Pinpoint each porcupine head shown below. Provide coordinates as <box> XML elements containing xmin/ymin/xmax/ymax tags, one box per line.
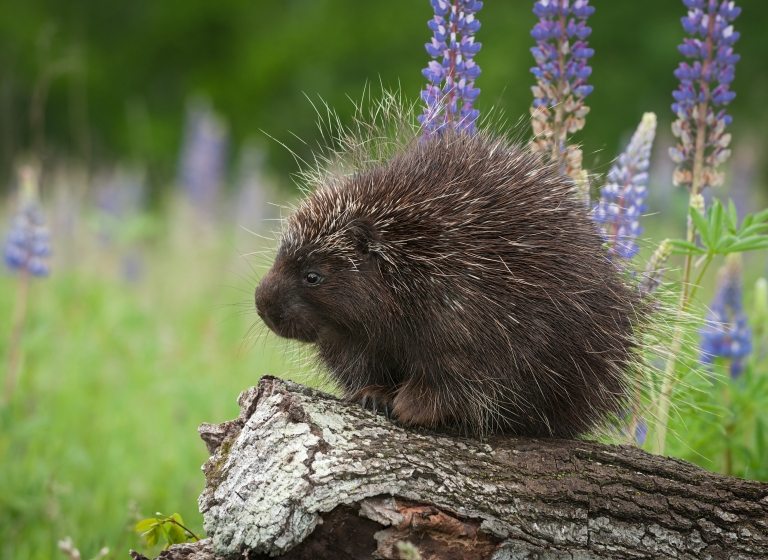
<box><xmin>255</xmin><ymin>120</ymin><xmax>647</xmax><ymax>439</ymax></box>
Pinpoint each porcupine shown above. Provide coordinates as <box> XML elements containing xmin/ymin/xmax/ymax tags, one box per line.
<box><xmin>255</xmin><ymin>129</ymin><xmax>645</xmax><ymax>438</ymax></box>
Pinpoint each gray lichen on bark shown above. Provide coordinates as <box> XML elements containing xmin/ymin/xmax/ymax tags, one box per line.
<box><xmin>142</xmin><ymin>376</ymin><xmax>767</xmax><ymax>560</ymax></box>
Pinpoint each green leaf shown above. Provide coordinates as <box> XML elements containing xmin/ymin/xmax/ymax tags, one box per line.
<box><xmin>669</xmin><ymin>239</ymin><xmax>705</xmax><ymax>255</ymax></box>
<box><xmin>710</xmin><ymin>200</ymin><xmax>724</xmax><ymax>242</ymax></box>
<box><xmin>135</xmin><ymin>518</ymin><xmax>160</xmax><ymax>534</ymax></box>
<box><xmin>714</xmin><ymin>234</ymin><xmax>737</xmax><ymax>251</ymax></box>
<box><xmin>160</xmin><ymin>523</ymin><xmax>172</xmax><ymax>549</ymax></box>
<box><xmin>135</xmin><ymin>517</ymin><xmax>162</xmax><ymax>546</ymax></box>
<box><xmin>167</xmin><ymin>523</ymin><xmax>187</xmax><ymax>545</ymax></box>
<box><xmin>737</xmin><ymin>223</ymin><xmax>768</xmax><ymax>238</ymax></box>
<box><xmin>689</xmin><ymin>206</ymin><xmax>710</xmax><ymax>246</ymax></box>
<box><xmin>727</xmin><ymin>199</ymin><xmax>739</xmax><ymax>231</ymax></box>
<box><xmin>725</xmin><ymin>237</ymin><xmax>768</xmax><ymax>253</ymax></box>
<box><xmin>153</xmin><ymin>513</ymin><xmax>195</xmax><ymax>547</ymax></box>
<box><xmin>754</xmin><ymin>207</ymin><xmax>768</xmax><ymax>223</ymax></box>
<box><xmin>148</xmin><ymin>528</ymin><xmax>160</xmax><ymax>547</ymax></box>
<box><xmin>170</xmin><ymin>513</ymin><xmax>194</xmax><ymax>543</ymax></box>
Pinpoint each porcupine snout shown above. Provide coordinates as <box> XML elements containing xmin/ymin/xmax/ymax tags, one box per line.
<box><xmin>254</xmin><ymin>269</ymin><xmax>280</xmax><ymax>331</ymax></box>
<box><xmin>255</xmin><ymin>266</ymin><xmax>320</xmax><ymax>343</ymax></box>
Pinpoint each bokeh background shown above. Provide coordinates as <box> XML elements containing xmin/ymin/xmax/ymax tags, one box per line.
<box><xmin>1</xmin><ymin>1</ymin><xmax>767</xmax><ymax>558</ymax></box>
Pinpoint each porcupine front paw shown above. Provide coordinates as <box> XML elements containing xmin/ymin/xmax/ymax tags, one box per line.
<box><xmin>350</xmin><ymin>385</ymin><xmax>395</xmax><ymax>419</ymax></box>
<box><xmin>392</xmin><ymin>384</ymin><xmax>450</xmax><ymax>429</ymax></box>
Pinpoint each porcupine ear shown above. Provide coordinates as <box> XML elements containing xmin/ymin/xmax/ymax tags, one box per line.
<box><xmin>348</xmin><ymin>219</ymin><xmax>378</xmax><ymax>257</ymax></box>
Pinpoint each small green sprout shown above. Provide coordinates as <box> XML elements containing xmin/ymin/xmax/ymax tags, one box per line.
<box><xmin>134</xmin><ymin>512</ymin><xmax>200</xmax><ymax>549</ymax></box>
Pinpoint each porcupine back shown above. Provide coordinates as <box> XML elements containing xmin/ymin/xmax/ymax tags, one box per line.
<box><xmin>271</xmin><ymin>130</ymin><xmax>644</xmax><ymax>438</ymax></box>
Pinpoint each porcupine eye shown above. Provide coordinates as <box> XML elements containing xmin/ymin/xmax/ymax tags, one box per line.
<box><xmin>304</xmin><ymin>271</ymin><xmax>323</xmax><ymax>286</ymax></box>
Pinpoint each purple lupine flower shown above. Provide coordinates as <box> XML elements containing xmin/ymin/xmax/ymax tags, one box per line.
<box><xmin>529</xmin><ymin>0</ymin><xmax>595</xmax><ymax>178</ymax></box>
<box><xmin>419</xmin><ymin>0</ymin><xmax>483</xmax><ymax>135</ymax></box>
<box><xmin>234</xmin><ymin>144</ymin><xmax>269</xmax><ymax>231</ymax></box>
<box><xmin>95</xmin><ymin>169</ymin><xmax>144</xmax><ymax>219</ymax></box>
<box><xmin>669</xmin><ymin>0</ymin><xmax>740</xmax><ymax>192</ymax></box>
<box><xmin>700</xmin><ymin>255</ymin><xmax>752</xmax><ymax>378</ymax></box>
<box><xmin>3</xmin><ymin>167</ymin><xmax>51</xmax><ymax>277</ymax></box>
<box><xmin>635</xmin><ymin>418</ymin><xmax>648</xmax><ymax>446</ymax></box>
<box><xmin>593</xmin><ymin>113</ymin><xmax>657</xmax><ymax>259</ymax></box>
<box><xmin>92</xmin><ymin>168</ymin><xmax>147</xmax><ymax>283</ymax></box>
<box><xmin>94</xmin><ymin>168</ymin><xmax>146</xmax><ymax>246</ymax></box>
<box><xmin>178</xmin><ymin>99</ymin><xmax>228</xmax><ymax>209</ymax></box>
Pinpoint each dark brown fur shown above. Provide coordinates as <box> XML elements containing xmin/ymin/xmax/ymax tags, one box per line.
<box><xmin>255</xmin><ymin>131</ymin><xmax>643</xmax><ymax>438</ymax></box>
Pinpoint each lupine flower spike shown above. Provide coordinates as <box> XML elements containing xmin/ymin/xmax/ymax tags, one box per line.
<box><xmin>641</xmin><ymin>239</ymin><xmax>673</xmax><ymax>294</ymax></box>
<box><xmin>654</xmin><ymin>0</ymin><xmax>742</xmax><ymax>457</ymax></box>
<box><xmin>419</xmin><ymin>0</ymin><xmax>483</xmax><ymax>135</ymax></box>
<box><xmin>4</xmin><ymin>165</ymin><xmax>50</xmax><ymax>404</ymax></box>
<box><xmin>4</xmin><ymin>166</ymin><xmax>51</xmax><ymax>277</ymax></box>
<box><xmin>670</xmin><ymin>0</ymin><xmax>741</xmax><ymax>194</ymax></box>
<box><xmin>178</xmin><ymin>100</ymin><xmax>228</xmax><ymax>209</ymax></box>
<box><xmin>529</xmin><ymin>0</ymin><xmax>595</xmax><ymax>183</ymax></box>
<box><xmin>593</xmin><ymin>112</ymin><xmax>657</xmax><ymax>260</ymax></box>
<box><xmin>700</xmin><ymin>255</ymin><xmax>752</xmax><ymax>378</ymax></box>
<box><xmin>634</xmin><ymin>418</ymin><xmax>648</xmax><ymax>446</ymax></box>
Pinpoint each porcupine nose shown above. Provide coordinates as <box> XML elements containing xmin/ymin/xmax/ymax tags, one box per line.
<box><xmin>255</xmin><ymin>272</ymin><xmax>278</xmax><ymax>329</ymax></box>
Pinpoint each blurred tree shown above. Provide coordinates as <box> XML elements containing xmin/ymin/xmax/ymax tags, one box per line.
<box><xmin>0</xmin><ymin>0</ymin><xmax>766</xmax><ymax>193</ymax></box>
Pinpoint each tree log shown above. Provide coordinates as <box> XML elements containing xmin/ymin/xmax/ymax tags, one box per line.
<box><xmin>134</xmin><ymin>376</ymin><xmax>768</xmax><ymax>560</ymax></box>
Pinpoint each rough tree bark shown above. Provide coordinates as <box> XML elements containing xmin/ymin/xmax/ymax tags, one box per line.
<box><xmin>132</xmin><ymin>376</ymin><xmax>768</xmax><ymax>560</ymax></box>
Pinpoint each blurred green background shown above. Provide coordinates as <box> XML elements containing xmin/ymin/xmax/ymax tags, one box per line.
<box><xmin>1</xmin><ymin>1</ymin><xmax>768</xmax><ymax>559</ymax></box>
<box><xmin>1</xmin><ymin>0</ymin><xmax>768</xmax><ymax>185</ymax></box>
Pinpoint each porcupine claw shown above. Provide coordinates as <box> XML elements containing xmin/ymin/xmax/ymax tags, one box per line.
<box><xmin>355</xmin><ymin>386</ymin><xmax>393</xmax><ymax>419</ymax></box>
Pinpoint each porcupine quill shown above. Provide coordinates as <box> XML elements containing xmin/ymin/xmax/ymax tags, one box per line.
<box><xmin>255</xmin><ymin>96</ymin><xmax>652</xmax><ymax>438</ymax></box>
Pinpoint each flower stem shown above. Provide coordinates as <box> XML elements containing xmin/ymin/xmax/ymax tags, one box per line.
<box><xmin>653</xmin><ymin>148</ymin><xmax>711</xmax><ymax>455</ymax></box>
<box><xmin>167</xmin><ymin>518</ymin><xmax>200</xmax><ymax>542</ymax></box>
<box><xmin>4</xmin><ymin>271</ymin><xmax>31</xmax><ymax>405</ymax></box>
<box><xmin>652</xmin><ymin>294</ymin><xmax>687</xmax><ymax>454</ymax></box>
<box><xmin>446</xmin><ymin>0</ymin><xmax>459</xmax><ymax>127</ymax></box>
<box><xmin>652</xmin><ymin>6</ymin><xmax>719</xmax><ymax>455</ymax></box>
<box><xmin>723</xmin><ymin>378</ymin><xmax>734</xmax><ymax>476</ymax></box>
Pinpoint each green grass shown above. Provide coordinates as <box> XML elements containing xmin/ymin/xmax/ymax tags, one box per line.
<box><xmin>1</xmin><ymin>197</ymin><xmax>766</xmax><ymax>559</ymax></box>
<box><xmin>0</xmin><ymin>208</ymin><xmax>303</xmax><ymax>559</ymax></box>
